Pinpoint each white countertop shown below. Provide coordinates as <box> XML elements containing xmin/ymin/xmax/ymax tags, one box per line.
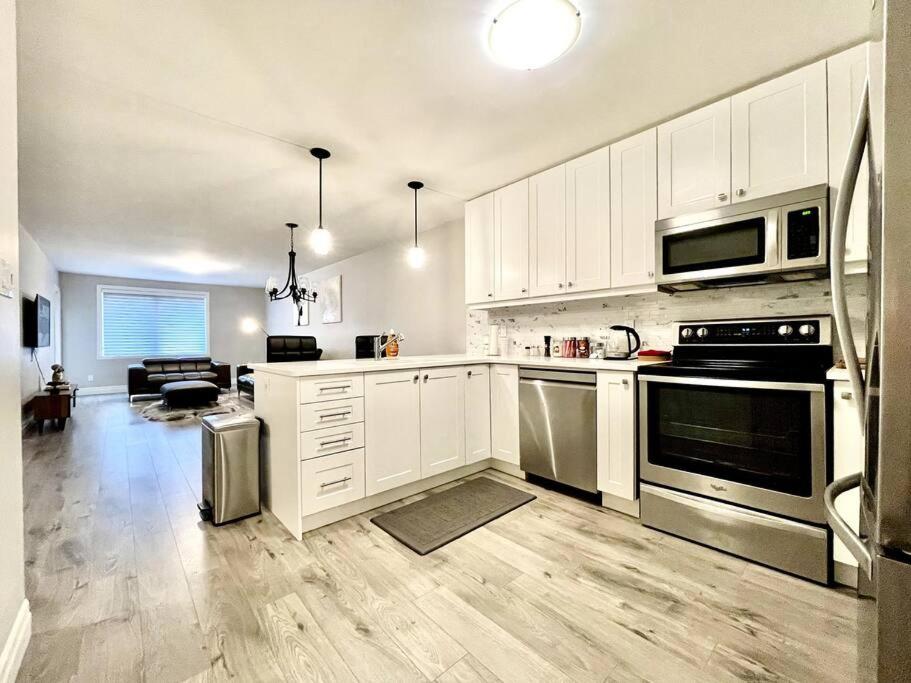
<box><xmin>826</xmin><ymin>365</ymin><xmax>866</xmax><ymax>381</ymax></box>
<box><xmin>248</xmin><ymin>353</ymin><xmax>663</xmax><ymax>377</ymax></box>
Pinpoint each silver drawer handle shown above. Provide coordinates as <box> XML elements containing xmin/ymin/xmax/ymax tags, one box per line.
<box><xmin>320</xmin><ymin>476</ymin><xmax>352</xmax><ymax>488</ymax></box>
<box><xmin>319</xmin><ymin>411</ymin><xmax>352</xmax><ymax>420</ymax></box>
<box><xmin>318</xmin><ymin>384</ymin><xmax>350</xmax><ymax>393</ymax></box>
<box><xmin>841</xmin><ymin>391</ymin><xmax>853</xmax><ymax>400</ymax></box>
<box><xmin>319</xmin><ymin>436</ymin><xmax>352</xmax><ymax>448</ymax></box>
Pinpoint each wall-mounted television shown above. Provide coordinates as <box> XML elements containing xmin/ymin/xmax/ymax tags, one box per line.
<box><xmin>23</xmin><ymin>294</ymin><xmax>51</xmax><ymax>348</ymax></box>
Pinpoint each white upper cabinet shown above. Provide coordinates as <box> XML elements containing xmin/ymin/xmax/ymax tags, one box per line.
<box><xmin>566</xmin><ymin>146</ymin><xmax>612</xmax><ymax>292</ymax></box>
<box><xmin>828</xmin><ymin>43</ymin><xmax>871</xmax><ymax>272</ymax></box>
<box><xmin>494</xmin><ymin>178</ymin><xmax>530</xmax><ymax>300</ymax></box>
<box><xmin>464</xmin><ymin>365</ymin><xmax>492</xmax><ymax>464</ymax></box>
<box><xmin>528</xmin><ymin>164</ymin><xmax>567</xmax><ymax>297</ymax></box>
<box><xmin>465</xmin><ymin>193</ymin><xmax>495</xmax><ymax>304</ymax></box>
<box><xmin>419</xmin><ymin>366</ymin><xmax>466</xmax><ymax>478</ymax></box>
<box><xmin>657</xmin><ymin>99</ymin><xmax>732</xmax><ymax>219</ymax></box>
<box><xmin>731</xmin><ymin>61</ymin><xmax>828</xmax><ymax>202</ymax></box>
<box><xmin>610</xmin><ymin>128</ymin><xmax>658</xmax><ymax>288</ymax></box>
<box><xmin>364</xmin><ymin>370</ymin><xmax>422</xmax><ymax>496</ymax></box>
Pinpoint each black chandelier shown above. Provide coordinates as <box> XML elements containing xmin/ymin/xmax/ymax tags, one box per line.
<box><xmin>266</xmin><ymin>222</ymin><xmax>317</xmax><ymax>326</ymax></box>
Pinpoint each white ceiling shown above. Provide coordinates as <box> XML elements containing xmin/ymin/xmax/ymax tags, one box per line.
<box><xmin>16</xmin><ymin>0</ymin><xmax>871</xmax><ymax>287</ymax></box>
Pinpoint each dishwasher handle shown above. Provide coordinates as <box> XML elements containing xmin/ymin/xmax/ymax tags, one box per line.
<box><xmin>518</xmin><ymin>368</ymin><xmax>597</xmax><ymax>385</ymax></box>
<box><xmin>520</xmin><ymin>377</ymin><xmax>597</xmax><ymax>391</ymax></box>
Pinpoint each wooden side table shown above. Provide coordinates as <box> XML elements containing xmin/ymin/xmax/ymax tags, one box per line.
<box><xmin>32</xmin><ymin>384</ymin><xmax>78</xmax><ymax>434</ymax></box>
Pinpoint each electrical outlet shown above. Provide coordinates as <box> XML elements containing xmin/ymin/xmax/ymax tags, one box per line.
<box><xmin>87</xmin><ymin>374</ymin><xmax>94</xmax><ymax>383</ymax></box>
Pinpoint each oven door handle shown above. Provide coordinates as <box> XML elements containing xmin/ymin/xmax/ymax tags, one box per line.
<box><xmin>637</xmin><ymin>374</ymin><xmax>825</xmax><ymax>392</ymax></box>
<box><xmin>824</xmin><ymin>472</ymin><xmax>873</xmax><ymax>580</ymax></box>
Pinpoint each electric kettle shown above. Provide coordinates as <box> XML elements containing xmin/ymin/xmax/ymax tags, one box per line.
<box><xmin>604</xmin><ymin>325</ymin><xmax>641</xmax><ymax>359</ymax></box>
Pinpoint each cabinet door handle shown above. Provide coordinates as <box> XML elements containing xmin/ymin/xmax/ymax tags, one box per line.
<box><xmin>647</xmin><ymin>270</ymin><xmax>654</xmax><ymax>278</ymax></box>
<box><xmin>319</xmin><ymin>436</ymin><xmax>352</xmax><ymax>448</ymax></box>
<box><xmin>487</xmin><ymin>292</ymin><xmax>493</xmax><ymax>297</ymax></box>
<box><xmin>413</xmin><ymin>374</ymin><xmax>419</xmax><ymax>382</ymax></box>
<box><xmin>558</xmin><ymin>283</ymin><xmax>564</xmax><ymax>289</ymax></box>
<box><xmin>467</xmin><ymin>370</ymin><xmax>472</xmax><ymax>377</ymax></box>
<box><xmin>521</xmin><ymin>288</ymin><xmax>527</xmax><ymax>293</ymax></box>
<box><xmin>423</xmin><ymin>374</ymin><xmax>429</xmax><ymax>382</ymax></box>
<box><xmin>841</xmin><ymin>391</ymin><xmax>853</xmax><ymax>400</ymax></box>
<box><xmin>319</xmin><ymin>411</ymin><xmax>352</xmax><ymax>421</ymax></box>
<box><xmin>320</xmin><ymin>476</ymin><xmax>352</xmax><ymax>488</ymax></box>
<box><xmin>567</xmin><ymin>281</ymin><xmax>573</xmax><ymax>287</ymax></box>
<box><xmin>717</xmin><ymin>192</ymin><xmax>728</xmax><ymax>201</ymax></box>
<box><xmin>622</xmin><ymin>378</ymin><xmax>629</xmax><ymax>386</ymax></box>
<box><xmin>735</xmin><ymin>188</ymin><xmax>746</xmax><ymax>197</ymax></box>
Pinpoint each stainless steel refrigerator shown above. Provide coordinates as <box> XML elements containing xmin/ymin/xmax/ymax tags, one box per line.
<box><xmin>826</xmin><ymin>1</ymin><xmax>911</xmax><ymax>680</ymax></box>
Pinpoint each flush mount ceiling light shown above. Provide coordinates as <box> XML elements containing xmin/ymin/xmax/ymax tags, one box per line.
<box><xmin>488</xmin><ymin>0</ymin><xmax>581</xmax><ymax>70</ymax></box>
<box><xmin>308</xmin><ymin>147</ymin><xmax>332</xmax><ymax>256</ymax></box>
<box><xmin>406</xmin><ymin>181</ymin><xmax>426</xmax><ymax>269</ymax></box>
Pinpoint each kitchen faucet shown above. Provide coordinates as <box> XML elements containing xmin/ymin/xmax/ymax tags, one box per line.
<box><xmin>374</xmin><ymin>331</ymin><xmax>405</xmax><ymax>360</ymax></box>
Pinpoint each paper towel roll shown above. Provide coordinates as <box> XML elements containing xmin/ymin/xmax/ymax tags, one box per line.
<box><xmin>487</xmin><ymin>324</ymin><xmax>500</xmax><ymax>355</ymax></box>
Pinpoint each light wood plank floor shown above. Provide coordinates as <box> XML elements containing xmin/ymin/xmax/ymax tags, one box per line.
<box><xmin>18</xmin><ymin>394</ymin><xmax>861</xmax><ymax>682</ymax></box>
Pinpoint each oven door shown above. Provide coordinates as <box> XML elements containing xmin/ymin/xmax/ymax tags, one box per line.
<box><xmin>656</xmin><ymin>207</ymin><xmax>779</xmax><ymax>286</ymax></box>
<box><xmin>639</xmin><ymin>375</ymin><xmax>827</xmax><ymax>523</ymax></box>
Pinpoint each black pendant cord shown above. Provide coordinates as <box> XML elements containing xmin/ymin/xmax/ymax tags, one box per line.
<box><xmin>318</xmin><ymin>157</ymin><xmax>323</xmax><ymax>229</ymax></box>
<box><xmin>408</xmin><ymin>180</ymin><xmax>424</xmax><ymax>248</ymax></box>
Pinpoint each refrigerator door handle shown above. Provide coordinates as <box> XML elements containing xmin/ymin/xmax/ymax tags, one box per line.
<box><xmin>830</xmin><ymin>79</ymin><xmax>870</xmax><ymax>430</ymax></box>
<box><xmin>824</xmin><ymin>472</ymin><xmax>874</xmax><ymax>580</ymax></box>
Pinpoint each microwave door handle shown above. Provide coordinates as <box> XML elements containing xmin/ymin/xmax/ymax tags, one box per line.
<box><xmin>824</xmin><ymin>472</ymin><xmax>873</xmax><ymax>580</ymax></box>
<box><xmin>767</xmin><ymin>209</ymin><xmax>780</xmax><ymax>266</ymax></box>
<box><xmin>831</xmin><ymin>79</ymin><xmax>870</xmax><ymax>430</ymax></box>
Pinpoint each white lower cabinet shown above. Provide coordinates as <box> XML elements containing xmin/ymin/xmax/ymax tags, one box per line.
<box><xmin>833</xmin><ymin>380</ymin><xmax>864</xmax><ymax>571</ymax></box>
<box><xmin>490</xmin><ymin>364</ymin><xmax>520</xmax><ymax>465</ymax></box>
<box><xmin>300</xmin><ymin>448</ymin><xmax>366</xmax><ymax>516</ymax></box>
<box><xmin>465</xmin><ymin>365</ymin><xmax>492</xmax><ymax>464</ymax></box>
<box><xmin>596</xmin><ymin>371</ymin><xmax>637</xmax><ymax>500</ymax></box>
<box><xmin>364</xmin><ymin>369</ymin><xmax>422</xmax><ymax>496</ymax></box>
<box><xmin>420</xmin><ymin>366</ymin><xmax>467</xmax><ymax>477</ymax></box>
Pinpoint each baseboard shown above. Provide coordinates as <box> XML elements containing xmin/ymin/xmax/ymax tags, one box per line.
<box><xmin>601</xmin><ymin>491</ymin><xmax>641</xmax><ymax>518</ymax></box>
<box><xmin>0</xmin><ymin>599</ymin><xmax>31</xmax><ymax>683</ymax></box>
<box><xmin>834</xmin><ymin>560</ymin><xmax>858</xmax><ymax>588</ymax></box>
<box><xmin>79</xmin><ymin>384</ymin><xmax>127</xmax><ymax>396</ymax></box>
<box><xmin>487</xmin><ymin>459</ymin><xmax>525</xmax><ymax>478</ymax></box>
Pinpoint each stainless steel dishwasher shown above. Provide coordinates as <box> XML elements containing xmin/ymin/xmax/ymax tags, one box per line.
<box><xmin>519</xmin><ymin>368</ymin><xmax>597</xmax><ymax>493</ymax></box>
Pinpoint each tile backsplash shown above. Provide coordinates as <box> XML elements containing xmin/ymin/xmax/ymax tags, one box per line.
<box><xmin>467</xmin><ymin>275</ymin><xmax>868</xmax><ymax>360</ymax></box>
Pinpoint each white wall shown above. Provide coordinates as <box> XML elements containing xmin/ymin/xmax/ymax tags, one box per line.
<box><xmin>0</xmin><ymin>0</ymin><xmax>27</xmax><ymax>674</ymax></box>
<box><xmin>60</xmin><ymin>273</ymin><xmax>267</xmax><ymax>389</ymax></box>
<box><xmin>18</xmin><ymin>226</ymin><xmax>59</xmax><ymax>403</ymax></box>
<box><xmin>267</xmin><ymin>220</ymin><xmax>465</xmax><ymax>359</ymax></box>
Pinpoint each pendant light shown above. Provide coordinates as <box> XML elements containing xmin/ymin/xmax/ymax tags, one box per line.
<box><xmin>406</xmin><ymin>181</ymin><xmax>426</xmax><ymax>269</ymax></box>
<box><xmin>266</xmin><ymin>222</ymin><xmax>318</xmax><ymax>326</ymax></box>
<box><xmin>308</xmin><ymin>147</ymin><xmax>332</xmax><ymax>255</ymax></box>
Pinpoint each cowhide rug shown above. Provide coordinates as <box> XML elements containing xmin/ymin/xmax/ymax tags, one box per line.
<box><xmin>136</xmin><ymin>393</ymin><xmax>252</xmax><ymax>423</ymax></box>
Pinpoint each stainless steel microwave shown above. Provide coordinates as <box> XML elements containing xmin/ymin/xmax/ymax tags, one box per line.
<box><xmin>655</xmin><ymin>184</ymin><xmax>828</xmax><ymax>293</ymax></box>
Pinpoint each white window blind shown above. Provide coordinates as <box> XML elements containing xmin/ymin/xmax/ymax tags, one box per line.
<box><xmin>98</xmin><ymin>286</ymin><xmax>209</xmax><ymax>359</ymax></box>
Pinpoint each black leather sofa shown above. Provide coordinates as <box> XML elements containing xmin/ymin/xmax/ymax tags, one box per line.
<box><xmin>237</xmin><ymin>336</ymin><xmax>323</xmax><ymax>399</ymax></box>
<box><xmin>128</xmin><ymin>356</ymin><xmax>231</xmax><ymax>398</ymax></box>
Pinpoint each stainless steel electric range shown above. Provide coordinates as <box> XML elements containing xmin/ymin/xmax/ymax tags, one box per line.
<box><xmin>638</xmin><ymin>315</ymin><xmax>833</xmax><ymax>583</ymax></box>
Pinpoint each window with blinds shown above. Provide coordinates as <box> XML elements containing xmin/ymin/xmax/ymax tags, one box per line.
<box><xmin>98</xmin><ymin>285</ymin><xmax>209</xmax><ymax>359</ymax></box>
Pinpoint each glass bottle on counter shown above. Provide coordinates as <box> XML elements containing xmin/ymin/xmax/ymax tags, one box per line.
<box><xmin>578</xmin><ymin>337</ymin><xmax>590</xmax><ymax>358</ymax></box>
<box><xmin>552</xmin><ymin>338</ymin><xmax>562</xmax><ymax>357</ymax></box>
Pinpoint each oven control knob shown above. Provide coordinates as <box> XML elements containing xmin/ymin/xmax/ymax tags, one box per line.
<box><xmin>777</xmin><ymin>324</ymin><xmax>794</xmax><ymax>337</ymax></box>
<box><xmin>798</xmin><ymin>323</ymin><xmax>816</xmax><ymax>337</ymax></box>
<box><xmin>681</xmin><ymin>327</ymin><xmax>693</xmax><ymax>339</ymax></box>
<box><xmin>696</xmin><ymin>327</ymin><xmax>709</xmax><ymax>339</ymax></box>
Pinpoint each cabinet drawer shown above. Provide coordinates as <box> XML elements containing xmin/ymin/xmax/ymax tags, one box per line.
<box><xmin>300</xmin><ymin>397</ymin><xmax>364</xmax><ymax>432</ymax></box>
<box><xmin>300</xmin><ymin>448</ymin><xmax>365</xmax><ymax>516</ymax></box>
<box><xmin>299</xmin><ymin>374</ymin><xmax>364</xmax><ymax>404</ymax></box>
<box><xmin>300</xmin><ymin>422</ymin><xmax>365</xmax><ymax>461</ymax></box>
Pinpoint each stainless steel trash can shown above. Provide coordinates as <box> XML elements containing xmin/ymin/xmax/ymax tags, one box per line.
<box><xmin>199</xmin><ymin>414</ymin><xmax>261</xmax><ymax>525</ymax></box>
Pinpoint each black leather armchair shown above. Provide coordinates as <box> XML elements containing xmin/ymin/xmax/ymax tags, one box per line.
<box><xmin>237</xmin><ymin>336</ymin><xmax>322</xmax><ymax>399</ymax></box>
<box><xmin>128</xmin><ymin>356</ymin><xmax>231</xmax><ymax>398</ymax></box>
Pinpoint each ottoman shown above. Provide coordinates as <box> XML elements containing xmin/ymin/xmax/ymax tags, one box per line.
<box><xmin>160</xmin><ymin>380</ymin><xmax>220</xmax><ymax>409</ymax></box>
